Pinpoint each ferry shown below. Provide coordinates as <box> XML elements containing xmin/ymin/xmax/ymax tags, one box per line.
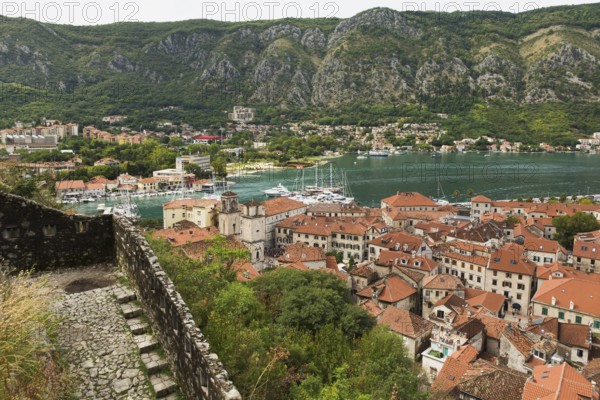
<box><xmin>368</xmin><ymin>150</ymin><xmax>389</xmax><ymax>157</ymax></box>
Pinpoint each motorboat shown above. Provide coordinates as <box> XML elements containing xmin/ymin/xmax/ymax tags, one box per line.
<box><xmin>262</xmin><ymin>183</ymin><xmax>291</xmax><ymax>197</ymax></box>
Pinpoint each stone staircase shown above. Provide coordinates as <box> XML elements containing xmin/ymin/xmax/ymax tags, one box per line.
<box><xmin>114</xmin><ymin>285</ymin><xmax>179</xmax><ymax>399</ymax></box>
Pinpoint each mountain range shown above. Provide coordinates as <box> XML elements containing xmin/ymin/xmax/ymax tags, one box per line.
<box><xmin>2</xmin><ymin>5</ymin><xmax>600</xmax><ymax>140</ymax></box>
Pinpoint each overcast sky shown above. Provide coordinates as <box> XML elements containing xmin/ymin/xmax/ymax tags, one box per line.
<box><xmin>2</xmin><ymin>0</ymin><xmax>598</xmax><ymax>25</ymax></box>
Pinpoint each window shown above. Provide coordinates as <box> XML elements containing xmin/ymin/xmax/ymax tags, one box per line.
<box><xmin>577</xmin><ymin>349</ymin><xmax>584</xmax><ymax>358</ymax></box>
<box><xmin>477</xmin><ymin>267</ymin><xmax>482</xmax><ymax>273</ymax></box>
<box><xmin>506</xmin><ymin>272</ymin><xmax>512</xmax><ymax>278</ymax></box>
<box><xmin>477</xmin><ymin>277</ymin><xmax>481</xmax><ymax>283</ymax></box>
<box><xmin>517</xmin><ymin>294</ymin><xmax>522</xmax><ymax>300</ymax></box>
<box><xmin>542</xmin><ymin>307</ymin><xmax>548</xmax><ymax>316</ymax></box>
<box><xmin>517</xmin><ymin>284</ymin><xmax>525</xmax><ymax>290</ymax></box>
<box><xmin>437</xmin><ymin>310</ymin><xmax>445</xmax><ymax>319</ymax></box>
<box><xmin>493</xmin><ymin>271</ymin><xmax>497</xmax><ymax>277</ymax></box>
<box><xmin>594</xmin><ymin>321</ymin><xmax>600</xmax><ymax>329</ymax></box>
<box><xmin>518</xmin><ymin>274</ymin><xmax>523</xmax><ymax>280</ymax></box>
<box><xmin>576</xmin><ymin>316</ymin><xmax>583</xmax><ymax>324</ymax></box>
<box><xmin>558</xmin><ymin>311</ymin><xmax>565</xmax><ymax>320</ymax></box>
<box><xmin>543</xmin><ymin>257</ymin><xmax>553</xmax><ymax>263</ymax></box>
<box><xmin>492</xmin><ymin>279</ymin><xmax>497</xmax><ymax>286</ymax></box>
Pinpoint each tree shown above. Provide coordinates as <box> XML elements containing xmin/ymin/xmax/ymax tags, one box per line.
<box><xmin>212</xmin><ymin>157</ymin><xmax>228</xmax><ymax>178</ymax></box>
<box><xmin>553</xmin><ymin>212</ymin><xmax>600</xmax><ymax>250</ymax></box>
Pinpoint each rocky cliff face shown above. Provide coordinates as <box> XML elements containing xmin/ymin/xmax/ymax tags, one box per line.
<box><xmin>2</xmin><ymin>6</ymin><xmax>600</xmax><ymax>108</ymax></box>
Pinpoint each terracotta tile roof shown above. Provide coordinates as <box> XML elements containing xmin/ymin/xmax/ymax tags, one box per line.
<box><xmin>535</xmin><ymin>263</ymin><xmax>600</xmax><ymax>283</ymax></box>
<box><xmin>414</xmin><ymin>221</ymin><xmax>454</xmax><ymax>233</ymax></box>
<box><xmin>394</xmin><ymin>267</ymin><xmax>427</xmax><ymax>284</ymax></box>
<box><xmin>262</xmin><ymin>197</ymin><xmax>306</xmax><ymax>217</ymax></box>
<box><xmin>583</xmin><ymin>357</ymin><xmax>600</xmax><ymax>383</ymax></box>
<box><xmin>138</xmin><ymin>177</ymin><xmax>161</xmax><ymax>184</ymax></box>
<box><xmin>464</xmin><ymin>288</ymin><xmax>506</xmax><ymax>314</ymax></box>
<box><xmin>558</xmin><ymin>323</ymin><xmax>591</xmax><ymax>349</ymax></box>
<box><xmin>163</xmin><ymin>198</ymin><xmax>219</xmax><ymax>210</ymax></box>
<box><xmin>277</xmin><ymin>242</ymin><xmax>325</xmax><ymax>263</ymax></box>
<box><xmin>443</xmin><ymin>251</ymin><xmax>490</xmax><ymax>267</ymax></box>
<box><xmin>431</xmin><ymin>356</ymin><xmax>471</xmax><ymax>393</ymax></box>
<box><xmin>528</xmin><ymin>317</ymin><xmax>560</xmax><ymax>338</ymax></box>
<box><xmin>472</xmin><ymin>195</ymin><xmax>492</xmax><ymax>202</ymax></box>
<box><xmin>452</xmin><ymin>344</ymin><xmax>479</xmax><ymax>364</ymax></box>
<box><xmin>359</xmin><ymin>299</ymin><xmax>383</xmax><ymax>318</ymax></box>
<box><xmin>386</xmin><ymin>210</ymin><xmax>453</xmax><ymax>222</ymax></box>
<box><xmin>350</xmin><ymin>264</ymin><xmax>377</xmax><ymax>279</ymax></box>
<box><xmin>284</xmin><ymin>262</ymin><xmax>311</xmax><ymax>271</ymax></box>
<box><xmin>279</xmin><ymin>214</ymin><xmax>378</xmax><ymax>237</ymax></box>
<box><xmin>457</xmin><ymin>362</ymin><xmax>527</xmax><ymax>400</ymax></box>
<box><xmin>369</xmin><ymin>231</ymin><xmax>425</xmax><ymax>251</ymax></box>
<box><xmin>153</xmin><ymin>226</ymin><xmax>219</xmax><ymax>247</ymax></box>
<box><xmin>502</xmin><ymin>325</ymin><xmax>534</xmax><ymax>357</ymax></box>
<box><xmin>480</xmin><ymin>212</ymin><xmax>508</xmax><ymax>222</ymax></box>
<box><xmin>307</xmin><ymin>202</ymin><xmax>367</xmax><ymax>214</ymax></box>
<box><xmin>573</xmin><ymin>231</ymin><xmax>600</xmax><ymax>260</ymax></box>
<box><xmin>455</xmin><ymin>318</ymin><xmax>486</xmax><ymax>340</ymax></box>
<box><xmin>377</xmin><ymin>250</ymin><xmax>438</xmax><ymax>272</ymax></box>
<box><xmin>488</xmin><ymin>243</ymin><xmax>536</xmax><ymax>275</ymax></box>
<box><xmin>450</xmin><ymin>220</ymin><xmax>508</xmax><ymax>243</ymax></box>
<box><xmin>522</xmin><ymin>363</ymin><xmax>598</xmax><ymax>400</ymax></box>
<box><xmin>532</xmin><ymin>278</ymin><xmax>600</xmax><ymax>317</ymax></box>
<box><xmin>56</xmin><ymin>180</ymin><xmax>85</xmax><ymax>190</ymax></box>
<box><xmin>378</xmin><ymin>308</ymin><xmax>433</xmax><ymax>339</ymax></box>
<box><xmin>85</xmin><ymin>182</ymin><xmax>105</xmax><ymax>190</ymax></box>
<box><xmin>356</xmin><ymin>274</ymin><xmax>417</xmax><ymax>304</ymax></box>
<box><xmin>474</xmin><ymin>314</ymin><xmax>508</xmax><ymax>340</ymax></box>
<box><xmin>434</xmin><ymin>293</ymin><xmax>468</xmax><ymax>311</ymax></box>
<box><xmin>449</xmin><ymin>241</ymin><xmax>490</xmax><ymax>253</ymax></box>
<box><xmin>522</xmin><ymin>235</ymin><xmax>567</xmax><ymax>255</ymax></box>
<box><xmin>381</xmin><ymin>191</ymin><xmax>437</xmax><ymax>208</ymax></box>
<box><xmin>235</xmin><ymin>261</ymin><xmax>260</xmax><ymax>282</ymax></box>
<box><xmin>423</xmin><ymin>274</ymin><xmax>464</xmax><ymax>290</ymax></box>
<box><xmin>90</xmin><ymin>176</ymin><xmax>117</xmax><ymax>185</ymax></box>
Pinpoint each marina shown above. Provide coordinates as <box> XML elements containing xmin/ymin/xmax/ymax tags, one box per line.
<box><xmin>72</xmin><ymin>152</ymin><xmax>600</xmax><ymax>219</ymax></box>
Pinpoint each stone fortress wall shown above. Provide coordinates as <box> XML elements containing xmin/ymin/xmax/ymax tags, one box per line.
<box><xmin>0</xmin><ymin>192</ymin><xmax>241</xmax><ymax>400</ymax></box>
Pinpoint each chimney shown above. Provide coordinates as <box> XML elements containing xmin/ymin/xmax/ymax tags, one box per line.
<box><xmin>570</xmin><ymin>300</ymin><xmax>575</xmax><ymax>310</ymax></box>
<box><xmin>551</xmin><ymin>296</ymin><xmax>556</xmax><ymax>306</ymax></box>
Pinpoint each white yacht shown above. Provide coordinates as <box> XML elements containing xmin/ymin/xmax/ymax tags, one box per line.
<box><xmin>262</xmin><ymin>183</ymin><xmax>291</xmax><ymax>197</ymax></box>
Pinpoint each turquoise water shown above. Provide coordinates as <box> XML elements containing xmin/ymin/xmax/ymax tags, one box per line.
<box><xmin>74</xmin><ymin>152</ymin><xmax>600</xmax><ymax>219</ymax></box>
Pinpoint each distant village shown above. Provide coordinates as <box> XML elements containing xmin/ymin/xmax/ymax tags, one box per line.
<box><xmin>1</xmin><ymin>108</ymin><xmax>600</xmax><ymax>164</ymax></box>
<box><xmin>148</xmin><ymin>188</ymin><xmax>600</xmax><ymax>400</ymax></box>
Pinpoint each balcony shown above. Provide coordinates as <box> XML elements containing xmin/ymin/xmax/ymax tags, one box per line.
<box><xmin>430</xmin><ymin>328</ymin><xmax>468</xmax><ymax>350</ymax></box>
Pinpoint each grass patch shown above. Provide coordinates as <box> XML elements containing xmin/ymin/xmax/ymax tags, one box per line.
<box><xmin>0</xmin><ymin>271</ymin><xmax>73</xmax><ymax>399</ymax></box>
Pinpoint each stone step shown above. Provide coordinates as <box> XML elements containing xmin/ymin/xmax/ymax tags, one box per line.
<box><xmin>150</xmin><ymin>373</ymin><xmax>177</xmax><ymax>398</ymax></box>
<box><xmin>114</xmin><ymin>288</ymin><xmax>136</xmax><ymax>304</ymax></box>
<box><xmin>163</xmin><ymin>394</ymin><xmax>179</xmax><ymax>400</ymax></box>
<box><xmin>134</xmin><ymin>334</ymin><xmax>159</xmax><ymax>354</ymax></box>
<box><xmin>126</xmin><ymin>318</ymin><xmax>149</xmax><ymax>335</ymax></box>
<box><xmin>121</xmin><ymin>303</ymin><xmax>142</xmax><ymax>319</ymax></box>
<box><xmin>141</xmin><ymin>351</ymin><xmax>169</xmax><ymax>374</ymax></box>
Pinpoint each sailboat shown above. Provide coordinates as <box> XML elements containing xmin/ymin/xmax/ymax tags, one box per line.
<box><xmin>305</xmin><ymin>162</ymin><xmax>343</xmax><ymax>194</ymax></box>
<box><xmin>433</xmin><ymin>175</ymin><xmax>449</xmax><ymax>206</ymax></box>
<box><xmin>105</xmin><ymin>187</ymin><xmax>140</xmax><ymax>221</ymax></box>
